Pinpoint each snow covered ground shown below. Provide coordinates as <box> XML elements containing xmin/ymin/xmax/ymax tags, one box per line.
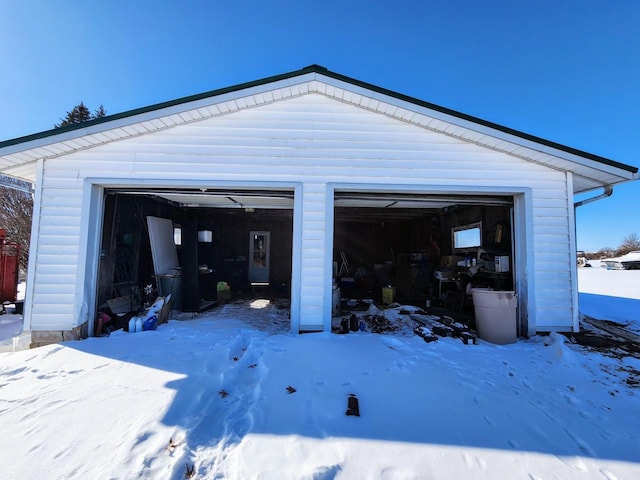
<box><xmin>578</xmin><ymin>260</ymin><xmax>640</xmax><ymax>335</ymax></box>
<box><xmin>0</xmin><ymin>280</ymin><xmax>26</xmax><ymax>351</ymax></box>
<box><xmin>0</xmin><ymin>271</ymin><xmax>638</xmax><ymax>479</ymax></box>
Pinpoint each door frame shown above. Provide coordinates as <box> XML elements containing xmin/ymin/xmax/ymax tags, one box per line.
<box><xmin>327</xmin><ymin>182</ymin><xmax>534</xmax><ymax>335</ymax></box>
<box><xmin>249</xmin><ymin>230</ymin><xmax>271</xmax><ymax>285</ymax></box>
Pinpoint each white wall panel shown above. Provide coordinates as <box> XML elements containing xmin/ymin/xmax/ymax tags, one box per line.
<box><xmin>32</xmin><ymin>93</ymin><xmax>575</xmax><ymax>332</ymax></box>
<box><xmin>35</xmin><ymin>264</ymin><xmax>78</xmax><ymax>276</ymax></box>
<box><xmin>296</xmin><ymin>182</ymin><xmax>329</xmax><ymax>330</ymax></box>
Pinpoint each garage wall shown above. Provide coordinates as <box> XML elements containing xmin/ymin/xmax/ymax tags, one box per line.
<box><xmin>28</xmin><ymin>174</ymin><xmax>85</xmax><ymax>330</ymax></box>
<box><xmin>29</xmin><ymin>93</ymin><xmax>573</xmax><ymax>332</ymax></box>
<box><xmin>210</xmin><ymin>210</ymin><xmax>293</xmax><ymax>292</ymax></box>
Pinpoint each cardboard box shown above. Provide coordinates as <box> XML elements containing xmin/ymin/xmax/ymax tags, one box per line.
<box><xmin>144</xmin><ymin>296</ymin><xmax>172</xmax><ymax>325</ymax></box>
<box><xmin>158</xmin><ymin>295</ymin><xmax>172</xmax><ymax>324</ymax></box>
<box><xmin>107</xmin><ymin>295</ymin><xmax>140</xmax><ymax>314</ymax></box>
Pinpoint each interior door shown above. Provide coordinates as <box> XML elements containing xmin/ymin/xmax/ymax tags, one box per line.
<box><xmin>249</xmin><ymin>231</ymin><xmax>270</xmax><ymax>285</ymax></box>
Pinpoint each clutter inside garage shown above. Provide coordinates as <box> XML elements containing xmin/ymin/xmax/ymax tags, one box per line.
<box><xmin>332</xmin><ymin>192</ymin><xmax>516</xmax><ymax>342</ymax></box>
<box><xmin>95</xmin><ymin>189</ymin><xmax>294</xmax><ymax>334</ymax></box>
<box><xmin>95</xmin><ymin>189</ymin><xmax>517</xmax><ymax>342</ymax></box>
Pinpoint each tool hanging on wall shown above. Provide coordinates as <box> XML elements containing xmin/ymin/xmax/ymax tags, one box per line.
<box><xmin>338</xmin><ymin>251</ymin><xmax>350</xmax><ymax>276</ymax></box>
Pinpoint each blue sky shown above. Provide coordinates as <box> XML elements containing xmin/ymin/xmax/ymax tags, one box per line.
<box><xmin>1</xmin><ymin>1</ymin><xmax>638</xmax><ymax>252</ymax></box>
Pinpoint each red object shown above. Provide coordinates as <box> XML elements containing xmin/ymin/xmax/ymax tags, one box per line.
<box><xmin>0</xmin><ymin>228</ymin><xmax>21</xmax><ymax>304</ymax></box>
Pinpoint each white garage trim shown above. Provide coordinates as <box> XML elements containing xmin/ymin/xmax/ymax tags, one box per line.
<box><xmin>22</xmin><ymin>159</ymin><xmax>44</xmax><ymax>332</ymax></box>
<box><xmin>77</xmin><ymin>178</ymin><xmax>303</xmax><ymax>336</ymax></box>
<box><xmin>567</xmin><ymin>172</ymin><xmax>580</xmax><ymax>333</ymax></box>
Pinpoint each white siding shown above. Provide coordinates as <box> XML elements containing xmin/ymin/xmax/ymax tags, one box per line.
<box><xmin>30</xmin><ymin>93</ymin><xmax>574</xmax><ymax>332</ymax></box>
<box><xmin>298</xmin><ymin>182</ymin><xmax>329</xmax><ymax>331</ymax></box>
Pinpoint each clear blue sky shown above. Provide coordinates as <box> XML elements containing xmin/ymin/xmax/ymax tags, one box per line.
<box><xmin>1</xmin><ymin>1</ymin><xmax>638</xmax><ymax>252</ymax></box>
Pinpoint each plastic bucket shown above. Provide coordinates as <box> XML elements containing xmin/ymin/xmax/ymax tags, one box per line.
<box><xmin>382</xmin><ymin>285</ymin><xmax>396</xmax><ymax>304</ymax></box>
<box><xmin>470</xmin><ymin>288</ymin><xmax>517</xmax><ymax>344</ymax></box>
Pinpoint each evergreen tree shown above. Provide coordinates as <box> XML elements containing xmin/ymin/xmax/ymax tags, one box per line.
<box><xmin>55</xmin><ymin>102</ymin><xmax>106</xmax><ymax>128</ymax></box>
<box><xmin>0</xmin><ymin>103</ymin><xmax>107</xmax><ymax>274</ymax></box>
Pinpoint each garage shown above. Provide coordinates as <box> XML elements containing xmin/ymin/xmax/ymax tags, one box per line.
<box><xmin>332</xmin><ymin>190</ymin><xmax>516</xmax><ymax>328</ymax></box>
<box><xmin>1</xmin><ymin>65</ymin><xmax>636</xmax><ymax>345</ymax></box>
<box><xmin>97</xmin><ymin>187</ymin><xmax>295</xmax><ymax>319</ymax></box>
<box><xmin>97</xmin><ymin>185</ymin><xmax>518</xmax><ymax>334</ymax></box>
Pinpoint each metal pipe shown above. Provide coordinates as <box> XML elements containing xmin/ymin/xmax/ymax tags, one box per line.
<box><xmin>574</xmin><ymin>185</ymin><xmax>613</xmax><ymax>208</ymax></box>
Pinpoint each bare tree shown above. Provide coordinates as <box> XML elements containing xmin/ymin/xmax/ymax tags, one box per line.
<box><xmin>1</xmin><ymin>103</ymin><xmax>106</xmax><ymax>276</ymax></box>
<box><xmin>615</xmin><ymin>233</ymin><xmax>640</xmax><ymax>256</ymax></box>
<box><xmin>0</xmin><ymin>177</ymin><xmax>33</xmax><ymax>274</ymax></box>
<box><xmin>593</xmin><ymin>247</ymin><xmax>614</xmax><ymax>259</ymax></box>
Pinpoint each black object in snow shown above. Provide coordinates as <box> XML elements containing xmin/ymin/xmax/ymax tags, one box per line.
<box><xmin>346</xmin><ymin>394</ymin><xmax>360</xmax><ymax>416</ymax></box>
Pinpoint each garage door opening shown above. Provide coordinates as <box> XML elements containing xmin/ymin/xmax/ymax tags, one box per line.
<box><xmin>333</xmin><ymin>191</ymin><xmax>515</xmax><ymax>330</ymax></box>
<box><xmin>94</xmin><ymin>187</ymin><xmax>294</xmax><ymax>334</ymax></box>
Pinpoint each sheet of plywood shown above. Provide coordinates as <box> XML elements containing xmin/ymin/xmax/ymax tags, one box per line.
<box><xmin>146</xmin><ymin>216</ymin><xmax>179</xmax><ymax>275</ymax></box>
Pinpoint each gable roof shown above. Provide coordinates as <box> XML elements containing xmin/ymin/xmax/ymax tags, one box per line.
<box><xmin>0</xmin><ymin>64</ymin><xmax>637</xmax><ymax>193</ymax></box>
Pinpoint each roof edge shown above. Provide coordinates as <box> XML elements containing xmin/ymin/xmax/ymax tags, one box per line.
<box><xmin>316</xmin><ymin>68</ymin><xmax>638</xmax><ymax>175</ymax></box>
<box><xmin>0</xmin><ymin>65</ymin><xmax>323</xmax><ymax>149</ymax></box>
<box><xmin>0</xmin><ymin>64</ymin><xmax>637</xmax><ymax>175</ymax></box>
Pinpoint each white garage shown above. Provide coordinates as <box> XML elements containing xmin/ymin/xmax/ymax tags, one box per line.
<box><xmin>0</xmin><ymin>65</ymin><xmax>636</xmax><ymax>345</ymax></box>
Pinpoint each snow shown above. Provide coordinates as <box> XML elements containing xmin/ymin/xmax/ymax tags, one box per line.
<box><xmin>0</xmin><ymin>311</ymin><xmax>22</xmax><ymax>341</ymax></box>
<box><xmin>1</xmin><ymin>273</ymin><xmax>639</xmax><ymax>479</ymax></box>
<box><xmin>578</xmin><ymin>260</ymin><xmax>640</xmax><ymax>335</ymax></box>
<box><xmin>0</xmin><ymin>280</ymin><xmax>25</xmax><ymax>351</ymax></box>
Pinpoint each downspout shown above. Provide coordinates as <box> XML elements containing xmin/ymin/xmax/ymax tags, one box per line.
<box><xmin>571</xmin><ymin>184</ymin><xmax>613</xmax><ymax>333</ymax></box>
<box><xmin>574</xmin><ymin>185</ymin><xmax>613</xmax><ymax>208</ymax></box>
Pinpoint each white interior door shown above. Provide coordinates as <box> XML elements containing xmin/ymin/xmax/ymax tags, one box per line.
<box><xmin>249</xmin><ymin>231</ymin><xmax>270</xmax><ymax>285</ymax></box>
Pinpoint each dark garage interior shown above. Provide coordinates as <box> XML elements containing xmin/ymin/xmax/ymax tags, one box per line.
<box><xmin>97</xmin><ymin>189</ymin><xmax>294</xmax><ymax>322</ymax></box>
<box><xmin>96</xmin><ymin>188</ymin><xmax>514</xmax><ymax>333</ymax></box>
<box><xmin>333</xmin><ymin>192</ymin><xmax>514</xmax><ymax>321</ymax></box>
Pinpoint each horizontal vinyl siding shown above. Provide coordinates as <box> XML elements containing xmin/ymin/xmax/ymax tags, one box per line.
<box><xmin>530</xmin><ymin>173</ymin><xmax>572</xmax><ymax>328</ymax></box>
<box><xmin>57</xmin><ymin>98</ymin><xmax>561</xmax><ymax>184</ymax></box>
<box><xmin>298</xmin><ymin>183</ymin><xmax>328</xmax><ymax>329</ymax></box>
<box><xmin>33</xmin><ymin>93</ymin><xmax>574</xmax><ymax>331</ymax></box>
<box><xmin>30</xmin><ymin>177</ymin><xmax>84</xmax><ymax>330</ymax></box>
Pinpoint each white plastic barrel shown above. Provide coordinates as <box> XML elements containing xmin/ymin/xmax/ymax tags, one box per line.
<box><xmin>470</xmin><ymin>288</ymin><xmax>517</xmax><ymax>344</ymax></box>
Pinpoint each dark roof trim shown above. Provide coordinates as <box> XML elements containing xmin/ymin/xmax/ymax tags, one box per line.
<box><xmin>317</xmin><ymin>67</ymin><xmax>637</xmax><ymax>174</ymax></box>
<box><xmin>1</xmin><ymin>64</ymin><xmax>636</xmax><ymax>174</ymax></box>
